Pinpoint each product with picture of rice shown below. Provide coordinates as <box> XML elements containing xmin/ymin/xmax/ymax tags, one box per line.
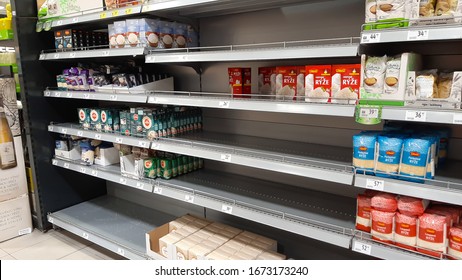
<box><xmin>399</xmin><ymin>138</ymin><xmax>431</xmax><ymax>183</ymax></box>
<box><xmin>375</xmin><ymin>135</ymin><xmax>404</xmax><ymax>178</ymax></box>
<box><xmin>353</xmin><ymin>132</ymin><xmax>378</xmax><ymax>175</ymax></box>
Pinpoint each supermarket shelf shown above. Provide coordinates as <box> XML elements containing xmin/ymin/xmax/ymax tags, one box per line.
<box><xmin>47</xmin><ymin>195</ymin><xmax>172</xmax><ymax>260</ymax></box>
<box><xmin>360</xmin><ymin>24</ymin><xmax>462</xmax><ymax>44</ymax></box>
<box><xmin>44</xmin><ymin>89</ymin><xmax>148</xmax><ymax>103</ymax></box>
<box><xmin>145</xmin><ymin>40</ymin><xmax>359</xmax><ymax>63</ymax></box>
<box><xmin>148</xmin><ymin>93</ymin><xmax>356</xmax><ymax>117</ymax></box>
<box><xmin>39</xmin><ymin>47</ymin><xmax>147</xmax><ymax>60</ymax></box>
<box><xmin>381</xmin><ymin>107</ymin><xmax>462</xmax><ymax>125</ymax></box>
<box><xmin>354</xmin><ymin>169</ymin><xmax>462</xmax><ymax>206</ymax></box>
<box><xmin>48</xmin><ymin>123</ymin><xmax>354</xmax><ymax>185</ymax></box>
<box><xmin>51</xmin><ymin>158</ymin><xmax>154</xmax><ymax>193</ymax></box>
<box><xmin>351</xmin><ymin>237</ymin><xmax>434</xmax><ymax>260</ymax></box>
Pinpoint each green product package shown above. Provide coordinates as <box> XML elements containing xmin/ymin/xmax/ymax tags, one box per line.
<box><xmin>181</xmin><ymin>155</ymin><xmax>188</xmax><ymax>174</ymax></box>
<box><xmin>176</xmin><ymin>155</ymin><xmax>183</xmax><ymax>176</ymax></box>
<box><xmin>160</xmin><ymin>158</ymin><xmax>172</xmax><ymax>180</ymax></box>
<box><xmin>144</xmin><ymin>158</ymin><xmax>157</xmax><ymax>179</ymax></box>
<box><xmin>193</xmin><ymin>157</ymin><xmax>199</xmax><ymax>171</ymax></box>
<box><xmin>119</xmin><ymin>111</ymin><xmax>131</xmax><ymax>136</ymax></box>
<box><xmin>188</xmin><ymin>156</ymin><xmax>193</xmax><ymax>173</ymax></box>
<box><xmin>171</xmin><ymin>155</ymin><xmax>178</xmax><ymax>178</ymax></box>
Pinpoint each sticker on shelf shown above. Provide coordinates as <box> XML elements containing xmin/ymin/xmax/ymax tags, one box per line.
<box><xmin>61</xmin><ymin>128</ymin><xmax>67</xmax><ymax>134</ymax></box>
<box><xmin>453</xmin><ymin>114</ymin><xmax>462</xmax><ymax>124</ymax></box>
<box><xmin>55</xmin><ymin>20</ymin><xmax>63</xmax><ymax>26</ymax></box>
<box><xmin>405</xmin><ymin>111</ymin><xmax>427</xmax><ymax>122</ymax></box>
<box><xmin>52</xmin><ymin>159</ymin><xmax>58</xmax><ymax>166</ymax></box>
<box><xmin>219</xmin><ymin>101</ymin><xmax>230</xmax><ymax>108</ymax></box>
<box><xmin>94</xmin><ymin>134</ymin><xmax>102</xmax><ymax>140</ymax></box>
<box><xmin>44</xmin><ymin>91</ymin><xmax>51</xmax><ymax>97</ymax></box>
<box><xmin>125</xmin><ymin>8</ymin><xmax>133</xmax><ymax>15</ymax></box>
<box><xmin>54</xmin><ymin>53</ymin><xmax>60</xmax><ymax>59</ymax></box>
<box><xmin>352</xmin><ymin>240</ymin><xmax>372</xmax><ymax>255</ymax></box>
<box><xmin>365</xmin><ymin>178</ymin><xmax>384</xmax><ymax>191</ymax></box>
<box><xmin>220</xmin><ymin>154</ymin><xmax>232</xmax><ymax>162</ymax></box>
<box><xmin>110</xmin><ymin>95</ymin><xmax>118</xmax><ymax>101</ymax></box>
<box><xmin>119</xmin><ymin>177</ymin><xmax>127</xmax><ymax>184</ymax></box>
<box><xmin>360</xmin><ymin>32</ymin><xmax>380</xmax><ymax>43</ymax></box>
<box><xmin>102</xmin><ymin>50</ymin><xmax>110</xmax><ymax>57</ymax></box>
<box><xmin>49</xmin><ymin>126</ymin><xmax>54</xmax><ymax>132</ymax></box>
<box><xmin>83</xmin><ymin>93</ymin><xmax>90</xmax><ymax>99</ymax></box>
<box><xmin>115</xmin><ymin>137</ymin><xmax>123</xmax><ymax>144</ymax></box>
<box><xmin>18</xmin><ymin>228</ymin><xmax>32</xmax><ymax>235</ymax></box>
<box><xmin>355</xmin><ymin>105</ymin><xmax>382</xmax><ymax>125</ymax></box>
<box><xmin>117</xmin><ymin>248</ymin><xmax>125</xmax><ymax>256</ymax></box>
<box><xmin>148</xmin><ymin>96</ymin><xmax>156</xmax><ymax>103</ymax></box>
<box><xmin>112</xmin><ymin>10</ymin><xmax>119</xmax><ymax>17</ymax></box>
<box><xmin>154</xmin><ymin>186</ymin><xmax>162</xmax><ymax>194</ymax></box>
<box><xmin>80</xmin><ymin>167</ymin><xmax>87</xmax><ymax>174</ymax></box>
<box><xmin>69</xmin><ymin>52</ymin><xmax>76</xmax><ymax>58</ymax></box>
<box><xmin>77</xmin><ymin>131</ymin><xmax>84</xmax><ymax>137</ymax></box>
<box><xmin>39</xmin><ymin>54</ymin><xmax>45</xmax><ymax>60</ymax></box>
<box><xmin>185</xmin><ymin>195</ymin><xmax>194</xmax><ymax>203</ymax></box>
<box><xmin>72</xmin><ymin>18</ymin><xmax>79</xmax><ymax>24</ymax></box>
<box><xmin>48</xmin><ymin>216</ymin><xmax>54</xmax><ymax>223</ymax></box>
<box><xmin>136</xmin><ymin>182</ymin><xmax>144</xmax><ymax>190</ymax></box>
<box><xmin>54</xmin><ymin>92</ymin><xmax>61</xmax><ymax>97</ymax></box>
<box><xmin>82</xmin><ymin>232</ymin><xmax>89</xmax><ymax>240</ymax></box>
<box><xmin>407</xmin><ymin>30</ymin><xmax>429</xmax><ymax>41</ymax></box>
<box><xmin>64</xmin><ymin>163</ymin><xmax>70</xmax><ymax>169</ymax></box>
<box><xmin>151</xmin><ymin>142</ymin><xmax>160</xmax><ymax>149</ymax></box>
<box><xmin>91</xmin><ymin>170</ymin><xmax>98</xmax><ymax>176</ymax></box>
<box><xmin>221</xmin><ymin>204</ymin><xmax>233</xmax><ymax>214</ymax></box>
<box><xmin>146</xmin><ymin>56</ymin><xmax>154</xmax><ymax>63</ymax></box>
<box><xmin>66</xmin><ymin>92</ymin><xmax>73</xmax><ymax>98</ymax></box>
<box><xmin>100</xmin><ymin>12</ymin><xmax>107</xmax><ymax>19</ymax></box>
<box><xmin>138</xmin><ymin>141</ymin><xmax>148</xmax><ymax>148</ymax></box>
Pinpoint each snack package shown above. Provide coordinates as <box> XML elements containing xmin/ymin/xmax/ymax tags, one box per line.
<box><xmin>366</xmin><ymin>0</ymin><xmax>378</xmax><ymax>24</ymax></box>
<box><xmin>140</xmin><ymin>18</ymin><xmax>160</xmax><ymax>48</ymax></box>
<box><xmin>420</xmin><ymin>0</ymin><xmax>437</xmax><ymax>17</ymax></box>
<box><xmin>384</xmin><ymin>56</ymin><xmax>401</xmax><ymax>95</ymax></box>
<box><xmin>376</xmin><ymin>0</ymin><xmax>407</xmax><ymax>22</ymax></box>
<box><xmin>435</xmin><ymin>0</ymin><xmax>460</xmax><ymax>16</ymax></box>
<box><xmin>416</xmin><ymin>70</ymin><xmax>439</xmax><ymax>99</ymax></box>
<box><xmin>437</xmin><ymin>72</ymin><xmax>453</xmax><ymax>99</ymax></box>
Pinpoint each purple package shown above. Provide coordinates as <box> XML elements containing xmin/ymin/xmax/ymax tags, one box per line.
<box><xmin>69</xmin><ymin>67</ymin><xmax>82</xmax><ymax>76</ymax></box>
<box><xmin>87</xmin><ymin>77</ymin><xmax>95</xmax><ymax>91</ymax></box>
<box><xmin>80</xmin><ymin>69</ymin><xmax>90</xmax><ymax>77</ymax></box>
<box><xmin>63</xmin><ymin>69</ymin><xmax>71</xmax><ymax>76</ymax></box>
<box><xmin>77</xmin><ymin>75</ymin><xmax>88</xmax><ymax>90</ymax></box>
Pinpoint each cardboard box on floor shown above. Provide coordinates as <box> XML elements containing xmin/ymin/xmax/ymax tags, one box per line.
<box><xmin>0</xmin><ymin>195</ymin><xmax>33</xmax><ymax>242</ymax></box>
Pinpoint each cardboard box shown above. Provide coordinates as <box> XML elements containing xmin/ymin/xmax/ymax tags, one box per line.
<box><xmin>228</xmin><ymin>68</ymin><xmax>243</xmax><ymax>96</ymax></box>
<box><xmin>94</xmin><ymin>147</ymin><xmax>119</xmax><ymax>166</ymax></box>
<box><xmin>258</xmin><ymin>67</ymin><xmax>276</xmax><ymax>98</ymax></box>
<box><xmin>0</xmin><ymin>195</ymin><xmax>33</xmax><ymax>242</ymax></box>
<box><xmin>276</xmin><ymin>66</ymin><xmax>298</xmax><ymax>101</ymax></box>
<box><xmin>305</xmin><ymin>65</ymin><xmax>332</xmax><ymax>103</ymax></box>
<box><xmin>54</xmin><ymin>30</ymin><xmax>64</xmax><ymax>50</ymax></box>
<box><xmin>331</xmin><ymin>64</ymin><xmax>361</xmax><ymax>105</ymax></box>
<box><xmin>55</xmin><ymin>147</ymin><xmax>81</xmax><ymax>161</ymax></box>
<box><xmin>120</xmin><ymin>154</ymin><xmax>144</xmax><ymax>179</ymax></box>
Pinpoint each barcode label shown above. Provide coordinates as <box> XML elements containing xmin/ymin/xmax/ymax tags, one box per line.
<box><xmin>353</xmin><ymin>240</ymin><xmax>372</xmax><ymax>255</ymax></box>
<box><xmin>82</xmin><ymin>232</ymin><xmax>89</xmax><ymax>240</ymax></box>
<box><xmin>185</xmin><ymin>195</ymin><xmax>194</xmax><ymax>203</ymax></box>
<box><xmin>220</xmin><ymin>154</ymin><xmax>232</xmax><ymax>162</ymax></box>
<box><xmin>219</xmin><ymin>101</ymin><xmax>230</xmax><ymax>108</ymax></box>
<box><xmin>117</xmin><ymin>248</ymin><xmax>125</xmax><ymax>256</ymax></box>
<box><xmin>221</xmin><ymin>205</ymin><xmax>233</xmax><ymax>214</ymax></box>
<box><xmin>154</xmin><ymin>186</ymin><xmax>163</xmax><ymax>194</ymax></box>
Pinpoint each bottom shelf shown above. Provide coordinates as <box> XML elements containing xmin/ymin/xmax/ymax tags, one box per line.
<box><xmin>47</xmin><ymin>195</ymin><xmax>173</xmax><ymax>260</ymax></box>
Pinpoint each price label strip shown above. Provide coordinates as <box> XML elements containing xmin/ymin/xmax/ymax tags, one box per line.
<box><xmin>117</xmin><ymin>248</ymin><xmax>125</xmax><ymax>257</ymax></box>
<box><xmin>136</xmin><ymin>182</ymin><xmax>144</xmax><ymax>190</ymax></box>
<box><xmin>361</xmin><ymin>32</ymin><xmax>381</xmax><ymax>43</ymax></box>
<box><xmin>219</xmin><ymin>101</ymin><xmax>230</xmax><ymax>108</ymax></box>
<box><xmin>220</xmin><ymin>154</ymin><xmax>232</xmax><ymax>162</ymax></box>
<box><xmin>185</xmin><ymin>195</ymin><xmax>194</xmax><ymax>203</ymax></box>
<box><xmin>407</xmin><ymin>29</ymin><xmax>429</xmax><ymax>41</ymax></box>
<box><xmin>405</xmin><ymin>110</ymin><xmax>427</xmax><ymax>122</ymax></box>
<box><xmin>353</xmin><ymin>240</ymin><xmax>372</xmax><ymax>255</ymax></box>
<box><xmin>221</xmin><ymin>204</ymin><xmax>233</xmax><ymax>214</ymax></box>
<box><xmin>82</xmin><ymin>232</ymin><xmax>89</xmax><ymax>240</ymax></box>
<box><xmin>154</xmin><ymin>186</ymin><xmax>163</xmax><ymax>194</ymax></box>
<box><xmin>355</xmin><ymin>105</ymin><xmax>382</xmax><ymax>125</ymax></box>
<box><xmin>365</xmin><ymin>178</ymin><xmax>385</xmax><ymax>191</ymax></box>
<box><xmin>453</xmin><ymin>113</ymin><xmax>462</xmax><ymax>124</ymax></box>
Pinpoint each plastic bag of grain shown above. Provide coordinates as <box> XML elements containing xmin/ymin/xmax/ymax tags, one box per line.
<box><xmin>427</xmin><ymin>206</ymin><xmax>458</xmax><ymax>227</ymax></box>
<box><xmin>417</xmin><ymin>213</ymin><xmax>448</xmax><ymax>257</ymax></box>
<box><xmin>356</xmin><ymin>194</ymin><xmax>373</xmax><ymax>232</ymax></box>
<box><xmin>397</xmin><ymin>196</ymin><xmax>429</xmax><ymax>217</ymax></box>
<box><xmin>353</xmin><ymin>132</ymin><xmax>378</xmax><ymax>175</ymax></box>
<box><xmin>399</xmin><ymin>138</ymin><xmax>431</xmax><ymax>183</ymax></box>
<box><xmin>371</xmin><ymin>209</ymin><xmax>395</xmax><ymax>244</ymax></box>
<box><xmin>371</xmin><ymin>192</ymin><xmax>398</xmax><ymax>212</ymax></box>
<box><xmin>430</xmin><ymin>205</ymin><xmax>460</xmax><ymax>225</ymax></box>
<box><xmin>375</xmin><ymin>135</ymin><xmax>404</xmax><ymax>178</ymax></box>
<box><xmin>395</xmin><ymin>212</ymin><xmax>417</xmax><ymax>250</ymax></box>
<box><xmin>448</xmin><ymin>226</ymin><xmax>462</xmax><ymax>260</ymax></box>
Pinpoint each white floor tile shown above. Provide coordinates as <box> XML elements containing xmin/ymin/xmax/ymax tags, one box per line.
<box><xmin>11</xmin><ymin>234</ymin><xmax>83</xmax><ymax>260</ymax></box>
<box><xmin>0</xmin><ymin>229</ymin><xmax>55</xmax><ymax>254</ymax></box>
<box><xmin>60</xmin><ymin>249</ymin><xmax>104</xmax><ymax>260</ymax></box>
<box><xmin>85</xmin><ymin>244</ymin><xmax>126</xmax><ymax>260</ymax></box>
<box><xmin>0</xmin><ymin>248</ymin><xmax>8</xmax><ymax>258</ymax></box>
<box><xmin>0</xmin><ymin>255</ymin><xmax>16</xmax><ymax>260</ymax></box>
<box><xmin>53</xmin><ymin>230</ymin><xmax>92</xmax><ymax>249</ymax></box>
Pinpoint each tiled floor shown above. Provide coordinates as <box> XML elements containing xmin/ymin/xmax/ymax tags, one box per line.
<box><xmin>0</xmin><ymin>229</ymin><xmax>125</xmax><ymax>260</ymax></box>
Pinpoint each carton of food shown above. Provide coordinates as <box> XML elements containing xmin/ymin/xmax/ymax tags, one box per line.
<box><xmin>331</xmin><ymin>64</ymin><xmax>361</xmax><ymax>104</ymax></box>
<box><xmin>305</xmin><ymin>65</ymin><xmax>332</xmax><ymax>103</ymax></box>
<box><xmin>276</xmin><ymin>66</ymin><xmax>298</xmax><ymax>100</ymax></box>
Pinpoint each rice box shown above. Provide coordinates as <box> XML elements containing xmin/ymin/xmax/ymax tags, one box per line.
<box><xmin>160</xmin><ymin>157</ymin><xmax>172</xmax><ymax>180</ymax></box>
<box><xmin>331</xmin><ymin>64</ymin><xmax>361</xmax><ymax>104</ymax></box>
<box><xmin>63</xmin><ymin>29</ymin><xmax>74</xmax><ymax>49</ymax></box>
<box><xmin>101</xmin><ymin>109</ymin><xmax>119</xmax><ymax>133</ymax></box>
<box><xmin>228</xmin><ymin>68</ymin><xmax>243</xmax><ymax>96</ymax></box>
<box><xmin>297</xmin><ymin>67</ymin><xmax>306</xmax><ymax>98</ymax></box>
<box><xmin>174</xmin><ymin>22</ymin><xmax>187</xmax><ymax>48</ymax></box>
<box><xmin>78</xmin><ymin>108</ymin><xmax>90</xmax><ymax>129</ymax></box>
<box><xmin>119</xmin><ymin>110</ymin><xmax>131</xmax><ymax>136</ymax></box>
<box><xmin>243</xmin><ymin>68</ymin><xmax>251</xmax><ymax>97</ymax></box>
<box><xmin>126</xmin><ymin>19</ymin><xmax>140</xmax><ymax>47</ymax></box>
<box><xmin>130</xmin><ymin>108</ymin><xmax>145</xmax><ymax>137</ymax></box>
<box><xmin>258</xmin><ymin>67</ymin><xmax>275</xmax><ymax>98</ymax></box>
<box><xmin>275</xmin><ymin>66</ymin><xmax>298</xmax><ymax>100</ymax></box>
<box><xmin>144</xmin><ymin>158</ymin><xmax>157</xmax><ymax>179</ymax></box>
<box><xmin>159</xmin><ymin>21</ymin><xmax>174</xmax><ymax>49</ymax></box>
<box><xmin>114</xmin><ymin>21</ymin><xmax>127</xmax><ymax>48</ymax></box>
<box><xmin>305</xmin><ymin>65</ymin><xmax>332</xmax><ymax>103</ymax></box>
<box><xmin>142</xmin><ymin>110</ymin><xmax>159</xmax><ymax>140</ymax></box>
<box><xmin>140</xmin><ymin>18</ymin><xmax>160</xmax><ymax>48</ymax></box>
<box><xmin>90</xmin><ymin>108</ymin><xmax>102</xmax><ymax>131</ymax></box>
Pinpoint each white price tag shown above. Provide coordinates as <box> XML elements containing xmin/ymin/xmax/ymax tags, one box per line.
<box><xmin>115</xmin><ymin>137</ymin><xmax>123</xmax><ymax>144</ymax></box>
<box><xmin>52</xmin><ymin>159</ymin><xmax>58</xmax><ymax>165</ymax></box>
<box><xmin>48</xmin><ymin>217</ymin><xmax>54</xmax><ymax>223</ymax></box>
<box><xmin>220</xmin><ymin>154</ymin><xmax>232</xmax><ymax>162</ymax></box>
<box><xmin>219</xmin><ymin>101</ymin><xmax>230</xmax><ymax>108</ymax></box>
<box><xmin>91</xmin><ymin>170</ymin><xmax>98</xmax><ymax>176</ymax></box>
<box><xmin>49</xmin><ymin>126</ymin><xmax>54</xmax><ymax>131</ymax></box>
<box><xmin>151</xmin><ymin>142</ymin><xmax>160</xmax><ymax>149</ymax></box>
<box><xmin>148</xmin><ymin>96</ymin><xmax>156</xmax><ymax>103</ymax></box>
<box><xmin>94</xmin><ymin>134</ymin><xmax>102</xmax><ymax>140</ymax></box>
<box><xmin>154</xmin><ymin>186</ymin><xmax>163</xmax><ymax>194</ymax></box>
<box><xmin>64</xmin><ymin>163</ymin><xmax>70</xmax><ymax>169</ymax></box>
<box><xmin>80</xmin><ymin>167</ymin><xmax>87</xmax><ymax>174</ymax></box>
<box><xmin>83</xmin><ymin>93</ymin><xmax>90</xmax><ymax>99</ymax></box>
<box><xmin>136</xmin><ymin>182</ymin><xmax>144</xmax><ymax>190</ymax></box>
<box><xmin>361</xmin><ymin>32</ymin><xmax>381</xmax><ymax>43</ymax></box>
<box><xmin>405</xmin><ymin>111</ymin><xmax>427</xmax><ymax>122</ymax></box>
<box><xmin>110</xmin><ymin>95</ymin><xmax>117</xmax><ymax>101</ymax></box>
<box><xmin>72</xmin><ymin>17</ymin><xmax>79</xmax><ymax>23</ymax></box>
<box><xmin>54</xmin><ymin>92</ymin><xmax>61</xmax><ymax>97</ymax></box>
<box><xmin>117</xmin><ymin>248</ymin><xmax>125</xmax><ymax>256</ymax></box>
<box><xmin>407</xmin><ymin>29</ymin><xmax>429</xmax><ymax>41</ymax></box>
<box><xmin>82</xmin><ymin>232</ymin><xmax>89</xmax><ymax>240</ymax></box>
<box><xmin>54</xmin><ymin>53</ymin><xmax>60</xmax><ymax>59</ymax></box>
<box><xmin>56</xmin><ymin>20</ymin><xmax>63</xmax><ymax>26</ymax></box>
<box><xmin>44</xmin><ymin>91</ymin><xmax>51</xmax><ymax>96</ymax></box>
<box><xmin>102</xmin><ymin>50</ymin><xmax>110</xmax><ymax>56</ymax></box>
<box><xmin>221</xmin><ymin>204</ymin><xmax>233</xmax><ymax>214</ymax></box>
<box><xmin>146</xmin><ymin>56</ymin><xmax>154</xmax><ymax>62</ymax></box>
<box><xmin>453</xmin><ymin>114</ymin><xmax>462</xmax><ymax>124</ymax></box>
<box><xmin>353</xmin><ymin>240</ymin><xmax>372</xmax><ymax>255</ymax></box>
<box><xmin>66</xmin><ymin>92</ymin><xmax>73</xmax><ymax>98</ymax></box>
<box><xmin>77</xmin><ymin>131</ymin><xmax>83</xmax><ymax>137</ymax></box>
<box><xmin>138</xmin><ymin>141</ymin><xmax>148</xmax><ymax>148</ymax></box>
<box><xmin>39</xmin><ymin>54</ymin><xmax>45</xmax><ymax>60</ymax></box>
<box><xmin>185</xmin><ymin>195</ymin><xmax>194</xmax><ymax>203</ymax></box>
<box><xmin>69</xmin><ymin>52</ymin><xmax>76</xmax><ymax>58</ymax></box>
<box><xmin>61</xmin><ymin>128</ymin><xmax>67</xmax><ymax>134</ymax></box>
<box><xmin>359</xmin><ymin>108</ymin><xmax>379</xmax><ymax>118</ymax></box>
<box><xmin>366</xmin><ymin>178</ymin><xmax>385</xmax><ymax>191</ymax></box>
<box><xmin>120</xmin><ymin>177</ymin><xmax>127</xmax><ymax>184</ymax></box>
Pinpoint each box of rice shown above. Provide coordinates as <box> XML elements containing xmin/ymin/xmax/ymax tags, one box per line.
<box><xmin>399</xmin><ymin>138</ymin><xmax>431</xmax><ymax>183</ymax></box>
<box><xmin>397</xmin><ymin>196</ymin><xmax>429</xmax><ymax>217</ymax></box>
<box><xmin>353</xmin><ymin>132</ymin><xmax>378</xmax><ymax>175</ymax></box>
<box><xmin>394</xmin><ymin>212</ymin><xmax>417</xmax><ymax>250</ymax></box>
<box><xmin>356</xmin><ymin>194</ymin><xmax>373</xmax><ymax>232</ymax></box>
<box><xmin>371</xmin><ymin>192</ymin><xmax>398</xmax><ymax>212</ymax></box>
<box><xmin>371</xmin><ymin>209</ymin><xmax>395</xmax><ymax>244</ymax></box>
<box><xmin>448</xmin><ymin>226</ymin><xmax>462</xmax><ymax>260</ymax></box>
<box><xmin>376</xmin><ymin>135</ymin><xmax>404</xmax><ymax>178</ymax></box>
<box><xmin>417</xmin><ymin>213</ymin><xmax>448</xmax><ymax>258</ymax></box>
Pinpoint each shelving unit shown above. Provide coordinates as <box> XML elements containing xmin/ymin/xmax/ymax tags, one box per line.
<box><xmin>17</xmin><ymin>0</ymin><xmax>462</xmax><ymax>260</ymax></box>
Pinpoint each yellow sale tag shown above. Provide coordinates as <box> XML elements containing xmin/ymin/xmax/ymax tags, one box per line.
<box><xmin>125</xmin><ymin>8</ymin><xmax>133</xmax><ymax>15</ymax></box>
<box><xmin>100</xmin><ymin>12</ymin><xmax>107</xmax><ymax>19</ymax></box>
<box><xmin>112</xmin><ymin>10</ymin><xmax>119</xmax><ymax>17</ymax></box>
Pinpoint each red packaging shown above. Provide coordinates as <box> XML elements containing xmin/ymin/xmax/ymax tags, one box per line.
<box><xmin>243</xmin><ymin>68</ymin><xmax>251</xmax><ymax>98</ymax></box>
<box><xmin>305</xmin><ymin>65</ymin><xmax>331</xmax><ymax>103</ymax></box>
<box><xmin>258</xmin><ymin>67</ymin><xmax>275</xmax><ymax>97</ymax></box>
<box><xmin>275</xmin><ymin>66</ymin><xmax>298</xmax><ymax>100</ymax></box>
<box><xmin>331</xmin><ymin>64</ymin><xmax>361</xmax><ymax>104</ymax></box>
<box><xmin>448</xmin><ymin>227</ymin><xmax>462</xmax><ymax>260</ymax></box>
<box><xmin>417</xmin><ymin>213</ymin><xmax>448</xmax><ymax>258</ymax></box>
<box><xmin>397</xmin><ymin>196</ymin><xmax>428</xmax><ymax>217</ymax></box>
<box><xmin>297</xmin><ymin>67</ymin><xmax>306</xmax><ymax>100</ymax></box>
<box><xmin>429</xmin><ymin>205</ymin><xmax>460</xmax><ymax>225</ymax></box>
<box><xmin>228</xmin><ymin>68</ymin><xmax>243</xmax><ymax>96</ymax></box>
<box><xmin>371</xmin><ymin>209</ymin><xmax>395</xmax><ymax>244</ymax></box>
<box><xmin>371</xmin><ymin>192</ymin><xmax>398</xmax><ymax>213</ymax></box>
<box><xmin>394</xmin><ymin>213</ymin><xmax>417</xmax><ymax>251</ymax></box>
<box><xmin>356</xmin><ymin>194</ymin><xmax>372</xmax><ymax>232</ymax></box>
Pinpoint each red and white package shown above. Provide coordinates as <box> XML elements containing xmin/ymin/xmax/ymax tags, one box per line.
<box><xmin>371</xmin><ymin>192</ymin><xmax>398</xmax><ymax>212</ymax></box>
<box><xmin>397</xmin><ymin>196</ymin><xmax>429</xmax><ymax>217</ymax></box>
<box><xmin>356</xmin><ymin>194</ymin><xmax>372</xmax><ymax>232</ymax></box>
<box><xmin>331</xmin><ymin>64</ymin><xmax>361</xmax><ymax>104</ymax></box>
<box><xmin>305</xmin><ymin>65</ymin><xmax>332</xmax><ymax>103</ymax></box>
<box><xmin>258</xmin><ymin>67</ymin><xmax>275</xmax><ymax>98</ymax></box>
<box><xmin>371</xmin><ymin>209</ymin><xmax>395</xmax><ymax>244</ymax></box>
<box><xmin>228</xmin><ymin>68</ymin><xmax>243</xmax><ymax>96</ymax></box>
<box><xmin>275</xmin><ymin>66</ymin><xmax>298</xmax><ymax>100</ymax></box>
<box><xmin>448</xmin><ymin>227</ymin><xmax>462</xmax><ymax>260</ymax></box>
<box><xmin>394</xmin><ymin>212</ymin><xmax>417</xmax><ymax>250</ymax></box>
<box><xmin>417</xmin><ymin>213</ymin><xmax>448</xmax><ymax>258</ymax></box>
<box><xmin>364</xmin><ymin>189</ymin><xmax>380</xmax><ymax>197</ymax></box>
<box><xmin>426</xmin><ymin>208</ymin><xmax>454</xmax><ymax>232</ymax></box>
<box><xmin>429</xmin><ymin>205</ymin><xmax>460</xmax><ymax>225</ymax></box>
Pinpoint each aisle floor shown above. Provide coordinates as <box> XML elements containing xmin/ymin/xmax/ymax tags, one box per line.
<box><xmin>0</xmin><ymin>229</ymin><xmax>124</xmax><ymax>260</ymax></box>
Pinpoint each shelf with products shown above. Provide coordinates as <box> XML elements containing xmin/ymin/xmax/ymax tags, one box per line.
<box><xmin>381</xmin><ymin>106</ymin><xmax>462</xmax><ymax>125</ymax></box>
<box><xmin>48</xmin><ymin>123</ymin><xmax>354</xmax><ymax>185</ymax></box>
<box><xmin>44</xmin><ymin>88</ymin><xmax>148</xmax><ymax>103</ymax></box>
<box><xmin>39</xmin><ymin>46</ymin><xmax>147</xmax><ymax>60</ymax></box>
<box><xmin>47</xmin><ymin>195</ymin><xmax>172</xmax><ymax>260</ymax></box>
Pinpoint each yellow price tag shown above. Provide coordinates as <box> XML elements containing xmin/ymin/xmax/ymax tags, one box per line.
<box><xmin>100</xmin><ymin>12</ymin><xmax>107</xmax><ymax>19</ymax></box>
<box><xmin>112</xmin><ymin>10</ymin><xmax>119</xmax><ymax>17</ymax></box>
<box><xmin>125</xmin><ymin>8</ymin><xmax>133</xmax><ymax>15</ymax></box>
